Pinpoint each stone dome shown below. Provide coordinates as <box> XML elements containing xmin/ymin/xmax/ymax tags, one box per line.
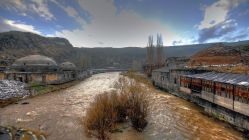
<box><xmin>11</xmin><ymin>55</ymin><xmax>58</xmax><ymax>72</ymax></box>
<box><xmin>60</xmin><ymin>62</ymin><xmax>76</xmax><ymax>71</ymax></box>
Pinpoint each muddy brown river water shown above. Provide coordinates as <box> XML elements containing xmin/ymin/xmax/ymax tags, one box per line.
<box><xmin>0</xmin><ymin>72</ymin><xmax>245</xmax><ymax>140</ymax></box>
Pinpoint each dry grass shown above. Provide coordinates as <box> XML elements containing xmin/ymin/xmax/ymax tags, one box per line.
<box><xmin>83</xmin><ymin>72</ymin><xmax>148</xmax><ymax>140</ymax></box>
<box><xmin>229</xmin><ymin>65</ymin><xmax>249</xmax><ymax>74</ymax></box>
<box><xmin>196</xmin><ymin>64</ymin><xmax>249</xmax><ymax>74</ymax></box>
<box><xmin>126</xmin><ymin>82</ymin><xmax>148</xmax><ymax>131</ymax></box>
<box><xmin>122</xmin><ymin>70</ymin><xmax>153</xmax><ymax>88</ymax></box>
<box><xmin>83</xmin><ymin>92</ymin><xmax>116</xmax><ymax>140</ymax></box>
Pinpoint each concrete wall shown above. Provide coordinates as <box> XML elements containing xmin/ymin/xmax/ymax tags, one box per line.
<box><xmin>234</xmin><ymin>101</ymin><xmax>249</xmax><ymax>116</ymax></box>
<box><xmin>46</xmin><ymin>73</ymin><xmax>58</xmax><ymax>82</ymax></box>
<box><xmin>214</xmin><ymin>95</ymin><xmax>233</xmax><ymax>110</ymax></box>
<box><xmin>31</xmin><ymin>74</ymin><xmax>43</xmax><ymax>83</ymax></box>
<box><xmin>180</xmin><ymin>87</ymin><xmax>191</xmax><ymax>94</ymax></box>
<box><xmin>201</xmin><ymin>91</ymin><xmax>214</xmax><ymax>102</ymax></box>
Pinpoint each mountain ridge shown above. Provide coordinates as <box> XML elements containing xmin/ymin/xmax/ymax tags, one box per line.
<box><xmin>1</xmin><ymin>31</ymin><xmax>248</xmax><ymax>69</ymax></box>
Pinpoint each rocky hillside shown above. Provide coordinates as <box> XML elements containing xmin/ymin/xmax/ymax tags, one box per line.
<box><xmin>189</xmin><ymin>41</ymin><xmax>249</xmax><ymax>67</ymax></box>
<box><xmin>0</xmin><ymin>31</ymin><xmax>75</xmax><ymax>64</ymax></box>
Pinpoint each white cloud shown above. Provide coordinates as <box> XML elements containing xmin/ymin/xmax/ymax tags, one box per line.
<box><xmin>172</xmin><ymin>37</ymin><xmax>196</xmax><ymax>46</ymax></box>
<box><xmin>30</xmin><ymin>0</ymin><xmax>55</xmax><ymax>20</ymax></box>
<box><xmin>198</xmin><ymin>0</ymin><xmax>244</xmax><ymax>29</ymax></box>
<box><xmin>51</xmin><ymin>0</ymin><xmax>87</xmax><ymax>26</ymax></box>
<box><xmin>198</xmin><ymin>19</ymin><xmax>238</xmax><ymax>43</ymax></box>
<box><xmin>55</xmin><ymin>0</ymin><xmax>178</xmax><ymax>47</ymax></box>
<box><xmin>65</xmin><ymin>6</ymin><xmax>78</xmax><ymax>17</ymax></box>
<box><xmin>3</xmin><ymin>19</ymin><xmax>42</xmax><ymax>34</ymax></box>
<box><xmin>0</xmin><ymin>0</ymin><xmax>55</xmax><ymax>20</ymax></box>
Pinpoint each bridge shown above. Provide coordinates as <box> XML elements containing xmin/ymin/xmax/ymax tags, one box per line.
<box><xmin>91</xmin><ymin>68</ymin><xmax>128</xmax><ymax>74</ymax></box>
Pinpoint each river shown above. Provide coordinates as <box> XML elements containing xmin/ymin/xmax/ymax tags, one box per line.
<box><xmin>0</xmin><ymin>72</ymin><xmax>244</xmax><ymax>140</ymax></box>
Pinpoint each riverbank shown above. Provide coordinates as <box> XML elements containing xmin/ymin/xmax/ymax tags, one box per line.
<box><xmin>0</xmin><ymin>80</ymin><xmax>83</xmax><ymax>108</ymax></box>
<box><xmin>0</xmin><ymin>72</ymin><xmax>244</xmax><ymax>140</ymax></box>
<box><xmin>169</xmin><ymin>89</ymin><xmax>249</xmax><ymax>138</ymax></box>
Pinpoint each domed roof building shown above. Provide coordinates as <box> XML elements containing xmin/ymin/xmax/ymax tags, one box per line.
<box><xmin>2</xmin><ymin>54</ymin><xmax>90</xmax><ymax>85</ymax></box>
<box><xmin>60</xmin><ymin>61</ymin><xmax>76</xmax><ymax>71</ymax></box>
<box><xmin>11</xmin><ymin>55</ymin><xmax>58</xmax><ymax>72</ymax></box>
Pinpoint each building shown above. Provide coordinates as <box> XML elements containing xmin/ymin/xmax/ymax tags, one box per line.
<box><xmin>151</xmin><ymin>57</ymin><xmax>206</xmax><ymax>90</ymax></box>
<box><xmin>1</xmin><ymin>55</ymin><xmax>90</xmax><ymax>85</ymax></box>
<box><xmin>180</xmin><ymin>72</ymin><xmax>249</xmax><ymax>116</ymax></box>
<box><xmin>151</xmin><ymin>57</ymin><xmax>249</xmax><ymax>131</ymax></box>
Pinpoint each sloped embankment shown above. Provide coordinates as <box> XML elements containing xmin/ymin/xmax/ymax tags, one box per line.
<box><xmin>0</xmin><ymin>80</ymin><xmax>30</xmax><ymax>100</ymax></box>
<box><xmin>0</xmin><ymin>80</ymin><xmax>30</xmax><ymax>107</ymax></box>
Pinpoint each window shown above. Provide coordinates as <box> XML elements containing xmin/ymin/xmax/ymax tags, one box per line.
<box><xmin>221</xmin><ymin>87</ymin><xmax>225</xmax><ymax>92</ymax></box>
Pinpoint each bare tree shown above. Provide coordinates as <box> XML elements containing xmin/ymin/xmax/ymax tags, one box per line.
<box><xmin>156</xmin><ymin>34</ymin><xmax>164</xmax><ymax>66</ymax></box>
<box><xmin>147</xmin><ymin>35</ymin><xmax>154</xmax><ymax>65</ymax></box>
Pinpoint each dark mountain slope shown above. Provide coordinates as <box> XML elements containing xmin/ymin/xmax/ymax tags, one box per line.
<box><xmin>0</xmin><ymin>31</ymin><xmax>75</xmax><ymax>64</ymax></box>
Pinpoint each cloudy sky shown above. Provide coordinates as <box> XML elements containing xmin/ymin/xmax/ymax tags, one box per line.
<box><xmin>0</xmin><ymin>0</ymin><xmax>249</xmax><ymax>47</ymax></box>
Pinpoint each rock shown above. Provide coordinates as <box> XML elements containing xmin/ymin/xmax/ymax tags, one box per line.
<box><xmin>0</xmin><ymin>80</ymin><xmax>30</xmax><ymax>100</ymax></box>
<box><xmin>0</xmin><ymin>126</ymin><xmax>12</xmax><ymax>140</ymax></box>
<box><xmin>21</xmin><ymin>102</ymin><xmax>29</xmax><ymax>105</ymax></box>
<box><xmin>26</xmin><ymin>111</ymin><xmax>37</xmax><ymax>116</ymax></box>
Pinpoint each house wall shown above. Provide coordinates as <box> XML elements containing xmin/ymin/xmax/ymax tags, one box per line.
<box><xmin>46</xmin><ymin>73</ymin><xmax>58</xmax><ymax>82</ymax></box>
<box><xmin>31</xmin><ymin>74</ymin><xmax>43</xmax><ymax>83</ymax></box>
<box><xmin>214</xmin><ymin>95</ymin><xmax>234</xmax><ymax>110</ymax></box>
<box><xmin>234</xmin><ymin>101</ymin><xmax>249</xmax><ymax>116</ymax></box>
<box><xmin>54</xmin><ymin>71</ymin><xmax>77</xmax><ymax>84</ymax></box>
<box><xmin>180</xmin><ymin>87</ymin><xmax>191</xmax><ymax>94</ymax></box>
<box><xmin>201</xmin><ymin>91</ymin><xmax>214</xmax><ymax>102</ymax></box>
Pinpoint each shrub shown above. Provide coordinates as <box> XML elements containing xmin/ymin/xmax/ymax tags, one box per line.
<box><xmin>126</xmin><ymin>81</ymin><xmax>148</xmax><ymax>131</ymax></box>
<box><xmin>83</xmin><ymin>76</ymin><xmax>148</xmax><ymax>140</ymax></box>
<box><xmin>83</xmin><ymin>93</ymin><xmax>114</xmax><ymax>140</ymax></box>
<box><xmin>123</xmin><ymin>70</ymin><xmax>153</xmax><ymax>88</ymax></box>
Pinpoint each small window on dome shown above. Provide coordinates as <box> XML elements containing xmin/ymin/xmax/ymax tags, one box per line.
<box><xmin>23</xmin><ymin>63</ymin><xmax>26</xmax><ymax>65</ymax></box>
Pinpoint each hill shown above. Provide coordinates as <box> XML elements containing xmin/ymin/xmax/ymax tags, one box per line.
<box><xmin>0</xmin><ymin>31</ymin><xmax>75</xmax><ymax>63</ymax></box>
<box><xmin>1</xmin><ymin>31</ymin><xmax>246</xmax><ymax>69</ymax></box>
<box><xmin>189</xmin><ymin>42</ymin><xmax>249</xmax><ymax>66</ymax></box>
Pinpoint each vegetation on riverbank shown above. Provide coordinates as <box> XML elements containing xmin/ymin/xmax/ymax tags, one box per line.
<box><xmin>123</xmin><ymin>70</ymin><xmax>153</xmax><ymax>87</ymax></box>
<box><xmin>30</xmin><ymin>80</ymin><xmax>80</xmax><ymax>95</ymax></box>
<box><xmin>83</xmin><ymin>72</ymin><xmax>148</xmax><ymax>140</ymax></box>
